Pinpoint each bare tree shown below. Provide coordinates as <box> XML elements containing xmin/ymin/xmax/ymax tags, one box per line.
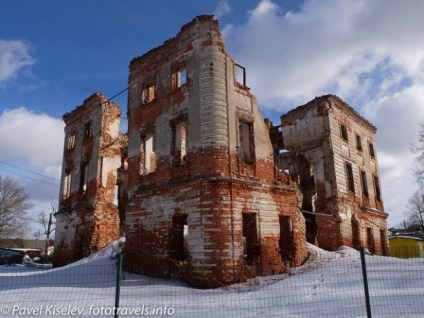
<box><xmin>37</xmin><ymin>201</ymin><xmax>56</xmax><ymax>258</ymax></box>
<box><xmin>404</xmin><ymin>186</ymin><xmax>424</xmax><ymax>232</ymax></box>
<box><xmin>0</xmin><ymin>175</ymin><xmax>33</xmax><ymax>238</ymax></box>
<box><xmin>411</xmin><ymin>121</ymin><xmax>424</xmax><ymax>184</ymax></box>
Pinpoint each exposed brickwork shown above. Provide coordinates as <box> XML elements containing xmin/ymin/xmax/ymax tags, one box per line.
<box><xmin>123</xmin><ymin>15</ymin><xmax>307</xmax><ymax>287</ymax></box>
<box><xmin>54</xmin><ymin>16</ymin><xmax>388</xmax><ymax>288</ymax></box>
<box><xmin>278</xmin><ymin>95</ymin><xmax>389</xmax><ymax>255</ymax></box>
<box><xmin>53</xmin><ymin>93</ymin><xmax>125</xmax><ymax>266</ymax></box>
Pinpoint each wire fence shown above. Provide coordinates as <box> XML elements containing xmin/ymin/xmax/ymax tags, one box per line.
<box><xmin>0</xmin><ymin>246</ymin><xmax>423</xmax><ymax>317</ymax></box>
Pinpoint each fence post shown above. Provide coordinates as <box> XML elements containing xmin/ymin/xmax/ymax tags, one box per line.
<box><xmin>360</xmin><ymin>247</ymin><xmax>372</xmax><ymax>318</ymax></box>
<box><xmin>114</xmin><ymin>253</ymin><xmax>123</xmax><ymax>318</ymax></box>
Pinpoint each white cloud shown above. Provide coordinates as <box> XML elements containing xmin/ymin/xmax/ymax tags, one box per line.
<box><xmin>0</xmin><ymin>108</ymin><xmax>63</xmax><ymax>236</ymax></box>
<box><xmin>0</xmin><ymin>107</ymin><xmax>64</xmax><ymax>170</ymax></box>
<box><xmin>225</xmin><ymin>0</ymin><xmax>424</xmax><ymax>109</ymax></box>
<box><xmin>223</xmin><ymin>0</ymin><xmax>424</xmax><ymax>226</ymax></box>
<box><xmin>214</xmin><ymin>0</ymin><xmax>232</xmax><ymax>20</ymax></box>
<box><xmin>0</xmin><ymin>40</ymin><xmax>35</xmax><ymax>83</ymax></box>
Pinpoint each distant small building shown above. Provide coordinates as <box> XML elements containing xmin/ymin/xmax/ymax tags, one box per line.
<box><xmin>0</xmin><ymin>238</ymin><xmax>54</xmax><ymax>259</ymax></box>
<box><xmin>389</xmin><ymin>236</ymin><xmax>424</xmax><ymax>258</ymax></box>
<box><xmin>0</xmin><ymin>248</ymin><xmax>25</xmax><ymax>265</ymax></box>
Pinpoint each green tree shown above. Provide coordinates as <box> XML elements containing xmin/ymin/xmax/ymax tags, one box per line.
<box><xmin>0</xmin><ymin>175</ymin><xmax>33</xmax><ymax>238</ymax></box>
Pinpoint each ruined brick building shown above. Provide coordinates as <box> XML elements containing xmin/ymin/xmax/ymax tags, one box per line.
<box><xmin>54</xmin><ymin>15</ymin><xmax>388</xmax><ymax>287</ymax></box>
<box><xmin>274</xmin><ymin>95</ymin><xmax>388</xmax><ymax>255</ymax></box>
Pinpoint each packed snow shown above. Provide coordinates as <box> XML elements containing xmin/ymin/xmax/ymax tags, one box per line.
<box><xmin>0</xmin><ymin>241</ymin><xmax>423</xmax><ymax>317</ymax></box>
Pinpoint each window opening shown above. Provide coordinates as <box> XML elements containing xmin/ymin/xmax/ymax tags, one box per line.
<box><xmin>67</xmin><ymin>134</ymin><xmax>76</xmax><ymax>150</ymax></box>
<box><xmin>373</xmin><ymin>175</ymin><xmax>381</xmax><ymax>201</ymax></box>
<box><xmin>356</xmin><ymin>134</ymin><xmax>362</xmax><ymax>151</ymax></box>
<box><xmin>369</xmin><ymin>143</ymin><xmax>375</xmax><ymax>158</ymax></box>
<box><xmin>360</xmin><ymin>170</ymin><xmax>369</xmax><ymax>198</ymax></box>
<box><xmin>173</xmin><ymin>66</ymin><xmax>187</xmax><ymax>88</ymax></box>
<box><xmin>367</xmin><ymin>227</ymin><xmax>375</xmax><ymax>254</ymax></box>
<box><xmin>238</xmin><ymin>119</ymin><xmax>254</xmax><ymax>161</ymax></box>
<box><xmin>279</xmin><ymin>216</ymin><xmax>294</xmax><ymax>265</ymax></box>
<box><xmin>172</xmin><ymin>215</ymin><xmax>188</xmax><ymax>261</ymax></box>
<box><xmin>84</xmin><ymin>123</ymin><xmax>92</xmax><ymax>140</ymax></box>
<box><xmin>62</xmin><ymin>171</ymin><xmax>72</xmax><ymax>200</ymax></box>
<box><xmin>345</xmin><ymin>162</ymin><xmax>355</xmax><ymax>193</ymax></box>
<box><xmin>340</xmin><ymin>124</ymin><xmax>348</xmax><ymax>142</ymax></box>
<box><xmin>114</xmin><ymin>184</ymin><xmax>120</xmax><ymax>207</ymax></box>
<box><xmin>234</xmin><ymin>63</ymin><xmax>246</xmax><ymax>86</ymax></box>
<box><xmin>142</xmin><ymin>84</ymin><xmax>155</xmax><ymax>104</ymax></box>
<box><xmin>140</xmin><ymin>134</ymin><xmax>155</xmax><ymax>174</ymax></box>
<box><xmin>79</xmin><ymin>163</ymin><xmax>89</xmax><ymax>193</ymax></box>
<box><xmin>380</xmin><ymin>229</ymin><xmax>388</xmax><ymax>255</ymax></box>
<box><xmin>173</xmin><ymin>123</ymin><xmax>187</xmax><ymax>163</ymax></box>
<box><xmin>242</xmin><ymin>213</ymin><xmax>259</xmax><ymax>265</ymax></box>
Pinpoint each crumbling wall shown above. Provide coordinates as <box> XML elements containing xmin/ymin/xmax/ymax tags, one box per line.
<box><xmin>54</xmin><ymin>93</ymin><xmax>125</xmax><ymax>266</ymax></box>
<box><xmin>279</xmin><ymin>95</ymin><xmax>389</xmax><ymax>255</ymax></box>
<box><xmin>124</xmin><ymin>15</ymin><xmax>307</xmax><ymax>287</ymax></box>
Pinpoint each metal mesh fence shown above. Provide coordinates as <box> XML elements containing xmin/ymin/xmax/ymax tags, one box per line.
<box><xmin>0</xmin><ymin>246</ymin><xmax>423</xmax><ymax>317</ymax></box>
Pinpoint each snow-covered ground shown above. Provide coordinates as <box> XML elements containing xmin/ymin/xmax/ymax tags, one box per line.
<box><xmin>0</xmin><ymin>242</ymin><xmax>423</xmax><ymax>317</ymax></box>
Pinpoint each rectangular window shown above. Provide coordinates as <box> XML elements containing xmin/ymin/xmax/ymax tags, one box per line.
<box><xmin>380</xmin><ymin>229</ymin><xmax>388</xmax><ymax>256</ymax></box>
<box><xmin>373</xmin><ymin>175</ymin><xmax>381</xmax><ymax>201</ymax></box>
<box><xmin>369</xmin><ymin>143</ymin><xmax>375</xmax><ymax>158</ymax></box>
<box><xmin>173</xmin><ymin>123</ymin><xmax>187</xmax><ymax>163</ymax></box>
<box><xmin>114</xmin><ymin>184</ymin><xmax>120</xmax><ymax>208</ymax></box>
<box><xmin>234</xmin><ymin>63</ymin><xmax>246</xmax><ymax>86</ymax></box>
<box><xmin>140</xmin><ymin>134</ymin><xmax>155</xmax><ymax>174</ymax></box>
<box><xmin>62</xmin><ymin>172</ymin><xmax>72</xmax><ymax>200</ymax></box>
<box><xmin>355</xmin><ymin>134</ymin><xmax>362</xmax><ymax>151</ymax></box>
<box><xmin>142</xmin><ymin>84</ymin><xmax>155</xmax><ymax>104</ymax></box>
<box><xmin>79</xmin><ymin>163</ymin><xmax>89</xmax><ymax>193</ymax></box>
<box><xmin>367</xmin><ymin>227</ymin><xmax>375</xmax><ymax>254</ymax></box>
<box><xmin>279</xmin><ymin>216</ymin><xmax>294</xmax><ymax>264</ymax></box>
<box><xmin>340</xmin><ymin>124</ymin><xmax>348</xmax><ymax>142</ymax></box>
<box><xmin>84</xmin><ymin>123</ymin><xmax>92</xmax><ymax>140</ymax></box>
<box><xmin>67</xmin><ymin>134</ymin><xmax>76</xmax><ymax>150</ymax></box>
<box><xmin>238</xmin><ymin>119</ymin><xmax>254</xmax><ymax>161</ymax></box>
<box><xmin>360</xmin><ymin>170</ymin><xmax>369</xmax><ymax>197</ymax></box>
<box><xmin>172</xmin><ymin>66</ymin><xmax>187</xmax><ymax>88</ymax></box>
<box><xmin>345</xmin><ymin>162</ymin><xmax>355</xmax><ymax>193</ymax></box>
<box><xmin>172</xmin><ymin>215</ymin><xmax>188</xmax><ymax>261</ymax></box>
<box><xmin>242</xmin><ymin>213</ymin><xmax>259</xmax><ymax>264</ymax></box>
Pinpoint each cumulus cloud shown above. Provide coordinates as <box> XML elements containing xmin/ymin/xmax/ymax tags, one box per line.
<box><xmin>0</xmin><ymin>40</ymin><xmax>35</xmax><ymax>83</ymax></box>
<box><xmin>223</xmin><ymin>0</ymin><xmax>424</xmax><ymax>226</ymax></box>
<box><xmin>225</xmin><ymin>0</ymin><xmax>424</xmax><ymax>109</ymax></box>
<box><xmin>0</xmin><ymin>107</ymin><xmax>64</xmax><ymax>172</ymax></box>
<box><xmin>0</xmin><ymin>108</ymin><xmax>63</xmax><ymax>235</ymax></box>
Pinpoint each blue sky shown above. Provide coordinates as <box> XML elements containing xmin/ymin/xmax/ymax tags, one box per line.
<box><xmin>1</xmin><ymin>0</ymin><xmax>424</xmax><ymax>237</ymax></box>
